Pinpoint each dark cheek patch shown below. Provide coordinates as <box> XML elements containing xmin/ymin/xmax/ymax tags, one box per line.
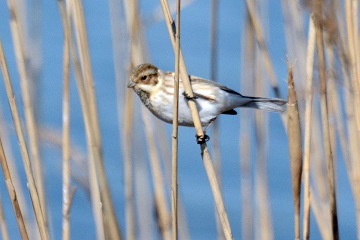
<box><xmin>148</xmin><ymin>74</ymin><xmax>158</xmax><ymax>85</ymax></box>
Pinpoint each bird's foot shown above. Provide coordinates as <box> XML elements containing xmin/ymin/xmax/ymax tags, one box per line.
<box><xmin>196</xmin><ymin>134</ymin><xmax>210</xmax><ymax>144</ymax></box>
<box><xmin>182</xmin><ymin>92</ymin><xmax>198</xmax><ymax>101</ymax></box>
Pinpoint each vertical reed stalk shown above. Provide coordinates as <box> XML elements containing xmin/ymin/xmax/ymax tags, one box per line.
<box><xmin>209</xmin><ymin>1</ymin><xmax>223</xmax><ymax>237</ymax></box>
<box><xmin>200</xmin><ymin>144</ymin><xmax>233</xmax><ymax>240</ymax></box>
<box><xmin>313</xmin><ymin>4</ymin><xmax>339</xmax><ymax>238</ymax></box>
<box><xmin>245</xmin><ymin>0</ymin><xmax>281</xmax><ymax>99</ymax></box>
<box><xmin>310</xmin><ymin>187</ymin><xmax>332</xmax><ymax>239</ymax></box>
<box><xmin>254</xmin><ymin>53</ymin><xmax>273</xmax><ymax>240</ymax></box>
<box><xmin>345</xmin><ymin>1</ymin><xmax>360</xmax><ymax>236</ymax></box>
<box><xmin>345</xmin><ymin>0</ymin><xmax>360</xmax><ymax>132</ymax></box>
<box><xmin>302</xmin><ymin>16</ymin><xmax>316</xmax><ymax>240</ymax></box>
<box><xmin>0</xmin><ymin>118</ymin><xmax>28</xmax><ymax>239</ymax></box>
<box><xmin>122</xmin><ymin>88</ymin><xmax>135</xmax><ymax>240</ymax></box>
<box><xmin>61</xmin><ymin>24</ymin><xmax>72</xmax><ymax>240</ymax></box>
<box><xmin>69</xmin><ymin>1</ymin><xmax>122</xmax><ymax>238</ymax></box>
<box><xmin>287</xmin><ymin>64</ymin><xmax>302</xmax><ymax>240</ymax></box>
<box><xmin>155</xmin><ymin>120</ymin><xmax>190</xmax><ymax>239</ymax></box>
<box><xmin>240</xmin><ymin>10</ymin><xmax>255</xmax><ymax>240</ymax></box>
<box><xmin>7</xmin><ymin>0</ymin><xmax>47</xmax><ymax>228</ymax></box>
<box><xmin>122</xmin><ymin>72</ymin><xmax>135</xmax><ymax>239</ymax></box>
<box><xmin>0</xmin><ymin>109</ymin><xmax>30</xmax><ymax>238</ymax></box>
<box><xmin>141</xmin><ymin>110</ymin><xmax>171</xmax><ymax>240</ymax></box>
<box><xmin>0</xmin><ymin>195</ymin><xmax>9</xmax><ymax>240</ymax></box>
<box><xmin>281</xmin><ymin>0</ymin><xmax>307</xmax><ymax>95</ymax></box>
<box><xmin>70</xmin><ymin>0</ymin><xmax>102</xmax><ymax>147</ymax></box>
<box><xmin>171</xmin><ymin>0</ymin><xmax>181</xmax><ymax>238</ymax></box>
<box><xmin>126</xmin><ymin>0</ymin><xmax>172</xmax><ymax>237</ymax></box>
<box><xmin>159</xmin><ymin>0</ymin><xmax>204</xmax><ymax>140</ymax></box>
<box><xmin>159</xmin><ymin>1</ymin><xmax>233</xmax><ymax>238</ymax></box>
<box><xmin>0</xmin><ymin>40</ymin><xmax>48</xmax><ymax>240</ymax></box>
<box><xmin>57</xmin><ymin>2</ymin><xmax>106</xmax><ymax>238</ymax></box>
<box><xmin>109</xmin><ymin>0</ymin><xmax>135</xmax><ymax>238</ymax></box>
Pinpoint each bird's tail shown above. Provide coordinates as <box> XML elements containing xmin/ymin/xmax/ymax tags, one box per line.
<box><xmin>241</xmin><ymin>96</ymin><xmax>287</xmax><ymax>112</ymax></box>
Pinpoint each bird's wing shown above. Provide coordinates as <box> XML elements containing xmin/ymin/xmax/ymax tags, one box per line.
<box><xmin>189</xmin><ymin>75</ymin><xmax>243</xmax><ymax>97</ymax></box>
<box><xmin>166</xmin><ymin>72</ymin><xmax>242</xmax><ymax>101</ymax></box>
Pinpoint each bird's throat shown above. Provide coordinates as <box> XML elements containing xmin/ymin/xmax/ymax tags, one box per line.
<box><xmin>134</xmin><ymin>88</ymin><xmax>152</xmax><ymax>108</ymax></box>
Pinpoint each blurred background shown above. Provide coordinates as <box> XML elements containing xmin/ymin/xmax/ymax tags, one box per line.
<box><xmin>0</xmin><ymin>0</ymin><xmax>358</xmax><ymax>239</ymax></box>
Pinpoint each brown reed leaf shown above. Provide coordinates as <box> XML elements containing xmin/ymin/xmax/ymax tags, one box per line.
<box><xmin>287</xmin><ymin>64</ymin><xmax>303</xmax><ymax>240</ymax></box>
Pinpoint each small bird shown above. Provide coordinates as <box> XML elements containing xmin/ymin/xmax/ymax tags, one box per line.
<box><xmin>128</xmin><ymin>63</ymin><xmax>286</xmax><ymax>134</ymax></box>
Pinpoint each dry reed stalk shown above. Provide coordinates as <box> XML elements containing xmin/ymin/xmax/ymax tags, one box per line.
<box><xmin>245</xmin><ymin>0</ymin><xmax>281</xmax><ymax>99</ymax></box>
<box><xmin>7</xmin><ymin>0</ymin><xmax>48</xmax><ymax>228</ymax></box>
<box><xmin>287</xmin><ymin>64</ymin><xmax>302</xmax><ymax>240</ymax></box>
<box><xmin>281</xmin><ymin>0</ymin><xmax>307</xmax><ymax>95</ymax></box>
<box><xmin>209</xmin><ymin>0</ymin><xmax>223</xmax><ymax>239</ymax></box>
<box><xmin>247</xmin><ymin>0</ymin><xmax>288</xmax><ymax>131</ymax></box>
<box><xmin>125</xmin><ymin>2</ymin><xmax>172</xmax><ymax>237</ymax></box>
<box><xmin>171</xmin><ymin>0</ymin><xmax>181</xmax><ymax>239</ymax></box>
<box><xmin>159</xmin><ymin>0</ymin><xmax>204</xmax><ymax>140</ymax></box>
<box><xmin>0</xmin><ymin>110</ymin><xmax>30</xmax><ymax>235</ymax></box>
<box><xmin>300</xmin><ymin>11</ymin><xmax>328</xmax><ymax>220</ymax></box>
<box><xmin>302</xmin><ymin>16</ymin><xmax>316</xmax><ymax>240</ymax></box>
<box><xmin>141</xmin><ymin>127</ymin><xmax>192</xmax><ymax>239</ymax></box>
<box><xmin>70</xmin><ymin>0</ymin><xmax>102</xmax><ymax>148</ymax></box>
<box><xmin>125</xmin><ymin>0</ymin><xmax>173</xmax><ymax>237</ymax></box>
<box><xmin>334</xmin><ymin>0</ymin><xmax>356</xmax><ymax>178</ymax></box>
<box><xmin>57</xmin><ymin>2</ymin><xmax>106</xmax><ymax>239</ymax></box>
<box><xmin>345</xmin><ymin>1</ymin><xmax>360</xmax><ymax>236</ymax></box>
<box><xmin>61</xmin><ymin>25</ymin><xmax>72</xmax><ymax>240</ymax></box>
<box><xmin>325</xmin><ymin>44</ymin><xmax>351</xmax><ymax>181</ymax></box>
<box><xmin>313</xmin><ymin>5</ymin><xmax>339</xmax><ymax>238</ymax></box>
<box><xmin>68</xmin><ymin>1</ymin><xmax>123</xmax><ymax>238</ymax></box>
<box><xmin>124</xmin><ymin>0</ymin><xmax>146</xmax><ymax>239</ymax></box>
<box><xmin>0</xmin><ymin>195</ymin><xmax>9</xmax><ymax>240</ymax></box>
<box><xmin>325</xmin><ymin>48</ymin><xmax>341</xmax><ymax>219</ymax></box>
<box><xmin>345</xmin><ymin>0</ymin><xmax>360</xmax><ymax>133</ymax></box>
<box><xmin>310</xmin><ymin>116</ymin><xmax>330</xmax><ymax>210</ymax></box>
<box><xmin>0</xmin><ymin>126</ymin><xmax>28</xmax><ymax>239</ymax></box>
<box><xmin>210</xmin><ymin>0</ymin><xmax>219</xmax><ymax>150</ymax></box>
<box><xmin>133</xmin><ymin>152</ymin><xmax>155</xmax><ymax>239</ymax></box>
<box><xmin>109</xmin><ymin>0</ymin><xmax>136</xmax><ymax>237</ymax></box>
<box><xmin>0</xmin><ymin>40</ymin><xmax>48</xmax><ymax>239</ymax></box>
<box><xmin>159</xmin><ymin>1</ymin><xmax>233</xmax><ymax>239</ymax></box>
<box><xmin>310</xmin><ymin>187</ymin><xmax>332</xmax><ymax>240</ymax></box>
<box><xmin>122</xmin><ymin>78</ymin><xmax>136</xmax><ymax>240</ymax></box>
<box><xmin>200</xmin><ymin>144</ymin><xmax>233</xmax><ymax>240</ymax></box>
<box><xmin>343</xmin><ymin>80</ymin><xmax>360</xmax><ymax>239</ymax></box>
<box><xmin>141</xmin><ymin>109</ymin><xmax>171</xmax><ymax>240</ymax></box>
<box><xmin>155</xmin><ymin>120</ymin><xmax>190</xmax><ymax>240</ymax></box>
<box><xmin>254</xmin><ymin>50</ymin><xmax>273</xmax><ymax>240</ymax></box>
<box><xmin>240</xmin><ymin>11</ymin><xmax>255</xmax><ymax>240</ymax></box>
<box><xmin>239</xmin><ymin>131</ymin><xmax>252</xmax><ymax>238</ymax></box>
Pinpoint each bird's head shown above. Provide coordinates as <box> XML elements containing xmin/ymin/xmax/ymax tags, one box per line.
<box><xmin>128</xmin><ymin>63</ymin><xmax>160</xmax><ymax>94</ymax></box>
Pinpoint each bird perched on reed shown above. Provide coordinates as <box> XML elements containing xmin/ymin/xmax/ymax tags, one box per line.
<box><xmin>128</xmin><ymin>63</ymin><xmax>286</xmax><ymax>141</ymax></box>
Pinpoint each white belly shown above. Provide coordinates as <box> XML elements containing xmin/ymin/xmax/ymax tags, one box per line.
<box><xmin>149</xmin><ymin>92</ymin><xmax>219</xmax><ymax>127</ymax></box>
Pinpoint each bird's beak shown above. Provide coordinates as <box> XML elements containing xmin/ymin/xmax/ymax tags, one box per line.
<box><xmin>127</xmin><ymin>80</ymin><xmax>136</xmax><ymax>88</ymax></box>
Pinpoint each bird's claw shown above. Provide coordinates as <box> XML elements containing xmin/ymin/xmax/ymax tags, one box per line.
<box><xmin>182</xmin><ymin>92</ymin><xmax>198</xmax><ymax>101</ymax></box>
<box><xmin>196</xmin><ymin>134</ymin><xmax>210</xmax><ymax>144</ymax></box>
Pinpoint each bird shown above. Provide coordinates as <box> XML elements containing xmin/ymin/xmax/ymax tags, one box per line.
<box><xmin>128</xmin><ymin>63</ymin><xmax>286</xmax><ymax>138</ymax></box>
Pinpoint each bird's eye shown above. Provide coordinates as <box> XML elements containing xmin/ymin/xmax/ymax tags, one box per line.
<box><xmin>141</xmin><ymin>75</ymin><xmax>147</xmax><ymax>81</ymax></box>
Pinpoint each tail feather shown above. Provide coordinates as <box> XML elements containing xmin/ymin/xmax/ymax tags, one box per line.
<box><xmin>242</xmin><ymin>96</ymin><xmax>287</xmax><ymax>112</ymax></box>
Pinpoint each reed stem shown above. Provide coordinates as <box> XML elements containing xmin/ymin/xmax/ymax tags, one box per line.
<box><xmin>159</xmin><ymin>0</ymin><xmax>233</xmax><ymax>238</ymax></box>
<box><xmin>0</xmin><ymin>40</ymin><xmax>48</xmax><ymax>240</ymax></box>
<box><xmin>313</xmin><ymin>6</ymin><xmax>339</xmax><ymax>238</ymax></box>
<box><xmin>171</xmin><ymin>0</ymin><xmax>181</xmax><ymax>238</ymax></box>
